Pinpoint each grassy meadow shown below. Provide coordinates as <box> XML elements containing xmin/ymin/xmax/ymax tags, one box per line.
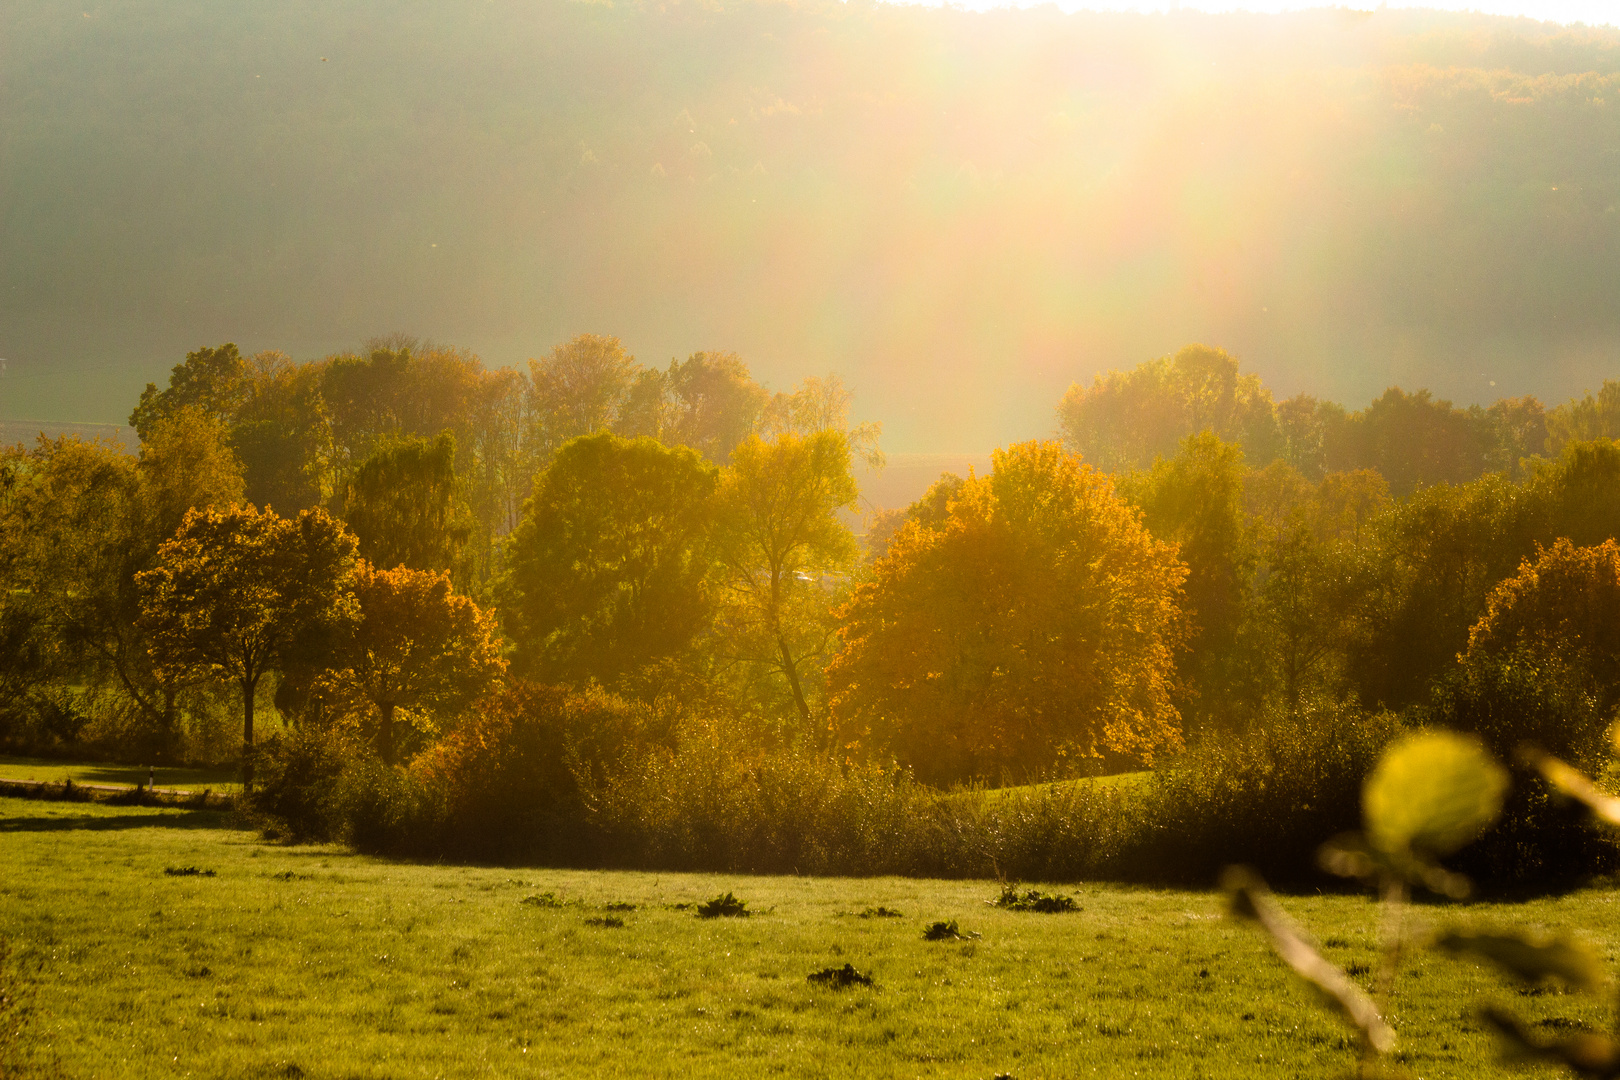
<box><xmin>1</xmin><ymin>795</ymin><xmax>1616</xmax><ymax>1078</ymax></box>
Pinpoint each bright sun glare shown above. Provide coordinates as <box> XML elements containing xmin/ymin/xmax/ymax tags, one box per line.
<box><xmin>927</xmin><ymin>0</ymin><xmax>1618</xmax><ymax>29</ymax></box>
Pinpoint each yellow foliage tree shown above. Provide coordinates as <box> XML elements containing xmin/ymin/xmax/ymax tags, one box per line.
<box><xmin>828</xmin><ymin>441</ymin><xmax>1188</xmax><ymax>784</ymax></box>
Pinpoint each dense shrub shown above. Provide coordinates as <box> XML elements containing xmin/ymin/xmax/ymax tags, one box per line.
<box><xmin>585</xmin><ymin>717</ymin><xmax>948</xmax><ymax>875</ymax></box>
<box><xmin>1118</xmin><ymin>702</ymin><xmax>1403</xmax><ymax>883</ymax></box>
<box><xmin>253</xmin><ymin>687</ymin><xmax>1612</xmax><ymax>888</ymax></box>
<box><xmin>247</xmin><ymin>726</ymin><xmax>363</xmax><ymax>841</ymax></box>
<box><xmin>402</xmin><ymin>682</ymin><xmax>653</xmax><ymax>862</ymax></box>
<box><xmin>1427</xmin><ymin>655</ymin><xmax>1620</xmax><ymax>883</ymax></box>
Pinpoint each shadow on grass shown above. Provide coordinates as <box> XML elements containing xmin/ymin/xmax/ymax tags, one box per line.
<box><xmin>0</xmin><ymin>810</ymin><xmax>235</xmax><ymax>833</ymax></box>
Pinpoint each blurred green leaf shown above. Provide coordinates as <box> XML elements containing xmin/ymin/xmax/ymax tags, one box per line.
<box><xmin>1481</xmin><ymin>1006</ymin><xmax>1620</xmax><ymax>1078</ymax></box>
<box><xmin>1363</xmin><ymin>732</ymin><xmax>1507</xmax><ymax>860</ymax></box>
<box><xmin>1436</xmin><ymin>929</ymin><xmax>1604</xmax><ymax>992</ymax></box>
<box><xmin>1318</xmin><ymin>831</ymin><xmax>1473</xmax><ymax>896</ymax></box>
<box><xmin>1317</xmin><ymin>832</ymin><xmax>1379</xmax><ymax>881</ymax></box>
<box><xmin>1221</xmin><ymin>865</ymin><xmax>1396</xmax><ymax>1054</ymax></box>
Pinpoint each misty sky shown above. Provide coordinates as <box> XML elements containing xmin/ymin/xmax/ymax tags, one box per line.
<box><xmin>4</xmin><ymin>0</ymin><xmax>1619</xmax><ymax>451</ymax></box>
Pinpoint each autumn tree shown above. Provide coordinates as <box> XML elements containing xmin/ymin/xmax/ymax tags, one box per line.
<box><xmin>502</xmin><ymin>432</ymin><xmax>718</xmax><ymax>688</ymax></box>
<box><xmin>1465</xmin><ymin>537</ymin><xmax>1620</xmax><ymax>713</ymax></box>
<box><xmin>137</xmin><ymin>505</ymin><xmax>359</xmax><ymax>785</ymax></box>
<box><xmin>139</xmin><ymin>406</ymin><xmax>248</xmax><ymax>542</ymax></box>
<box><xmin>341</xmin><ymin>433</ymin><xmax>469</xmax><ymax>574</ymax></box>
<box><xmin>713</xmin><ymin>429</ymin><xmax>860</xmax><ymax>726</ymax></box>
<box><xmin>524</xmin><ymin>334</ymin><xmax>640</xmax><ymax>466</ymax></box>
<box><xmin>1437</xmin><ymin>538</ymin><xmax>1620</xmax><ymax>771</ymax></box>
<box><xmin>327</xmin><ymin>562</ymin><xmax>505</xmax><ymax>763</ymax></box>
<box><xmin>828</xmin><ymin>441</ymin><xmax>1188</xmax><ymax>784</ymax></box>
<box><xmin>761</xmin><ymin>373</ymin><xmax>884</xmax><ymax>468</ymax></box>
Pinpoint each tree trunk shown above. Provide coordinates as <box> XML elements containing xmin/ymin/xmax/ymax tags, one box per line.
<box><xmin>779</xmin><ymin>634</ymin><xmax>812</xmax><ymax>726</ymax></box>
<box><xmin>241</xmin><ymin>673</ymin><xmax>258</xmax><ymax>794</ymax></box>
<box><xmin>159</xmin><ymin>686</ymin><xmax>180</xmax><ymax>761</ymax></box>
<box><xmin>379</xmin><ymin>702</ymin><xmax>396</xmax><ymax>765</ymax></box>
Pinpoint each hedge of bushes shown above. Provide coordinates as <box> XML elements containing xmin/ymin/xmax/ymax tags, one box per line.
<box><xmin>246</xmin><ymin>684</ymin><xmax>1619</xmax><ymax>887</ymax></box>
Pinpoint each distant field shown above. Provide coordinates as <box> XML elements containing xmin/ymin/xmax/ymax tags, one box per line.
<box><xmin>2</xmin><ymin>796</ymin><xmax>1615</xmax><ymax>1077</ymax></box>
<box><xmin>0</xmin><ymin>755</ymin><xmax>241</xmax><ymax>794</ymax></box>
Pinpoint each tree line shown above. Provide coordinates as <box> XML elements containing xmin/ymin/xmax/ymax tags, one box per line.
<box><xmin>5</xmin><ymin>336</ymin><xmax>1620</xmax><ymax>793</ymax></box>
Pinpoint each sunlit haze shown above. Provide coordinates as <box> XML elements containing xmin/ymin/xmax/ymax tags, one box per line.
<box><xmin>3</xmin><ymin>1</ymin><xmax>1620</xmax><ymax>452</ymax></box>
<box><xmin>941</xmin><ymin>0</ymin><xmax>1617</xmax><ymax>25</ymax></box>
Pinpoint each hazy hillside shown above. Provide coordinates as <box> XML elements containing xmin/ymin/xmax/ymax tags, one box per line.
<box><xmin>3</xmin><ymin>0</ymin><xmax>1619</xmax><ymax>450</ymax></box>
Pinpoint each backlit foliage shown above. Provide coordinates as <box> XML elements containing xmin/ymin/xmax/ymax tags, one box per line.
<box><xmin>137</xmin><ymin>504</ymin><xmax>360</xmax><ymax>780</ymax></box>
<box><xmin>327</xmin><ymin>562</ymin><xmax>506</xmax><ymax>764</ymax></box>
<box><xmin>830</xmin><ymin>441</ymin><xmax>1187</xmax><ymax>783</ymax></box>
<box><xmin>502</xmin><ymin>432</ymin><xmax>718</xmax><ymax>688</ymax></box>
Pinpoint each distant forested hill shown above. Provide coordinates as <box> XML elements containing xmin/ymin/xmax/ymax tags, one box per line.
<box><xmin>2</xmin><ymin>1</ymin><xmax>1619</xmax><ymax>450</ymax></box>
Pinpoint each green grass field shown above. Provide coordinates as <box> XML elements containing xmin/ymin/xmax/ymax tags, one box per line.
<box><xmin>0</xmin><ymin>755</ymin><xmax>242</xmax><ymax>794</ymax></box>
<box><xmin>1</xmin><ymin>794</ymin><xmax>1613</xmax><ymax>1078</ymax></box>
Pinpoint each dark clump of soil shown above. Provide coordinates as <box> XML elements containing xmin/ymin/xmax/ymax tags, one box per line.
<box><xmin>807</xmin><ymin>963</ymin><xmax>874</xmax><ymax>989</ymax></box>
<box><xmin>584</xmin><ymin>916</ymin><xmax>626</xmax><ymax>928</ymax></box>
<box><xmin>164</xmin><ymin>866</ymin><xmax>215</xmax><ymax>877</ymax></box>
<box><xmin>922</xmin><ymin>920</ymin><xmax>977</xmax><ymax>941</ymax></box>
<box><xmin>857</xmin><ymin>906</ymin><xmax>904</xmax><ymax>919</ymax></box>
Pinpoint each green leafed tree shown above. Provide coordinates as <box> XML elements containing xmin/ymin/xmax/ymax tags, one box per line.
<box><xmin>128</xmin><ymin>343</ymin><xmax>249</xmax><ymax>441</ymax></box>
<box><xmin>341</xmin><ymin>433</ymin><xmax>470</xmax><ymax>575</ymax></box>
<box><xmin>0</xmin><ymin>413</ymin><xmax>244</xmax><ymax>755</ymax></box>
<box><xmin>137</xmin><ymin>505</ymin><xmax>359</xmax><ymax>786</ymax></box>
<box><xmin>231</xmin><ymin>350</ymin><xmax>338</xmax><ymax>513</ymax></box>
<box><xmin>1121</xmin><ymin>430</ymin><xmax>1256</xmax><ymax>730</ymax></box>
<box><xmin>501</xmin><ymin>432</ymin><xmax>719</xmax><ymax>689</ymax></box>
<box><xmin>1546</xmin><ymin>380</ymin><xmax>1620</xmax><ymax>455</ymax></box>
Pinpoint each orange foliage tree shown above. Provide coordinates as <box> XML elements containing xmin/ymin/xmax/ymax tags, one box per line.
<box><xmin>1430</xmin><ymin>537</ymin><xmax>1620</xmax><ymax>778</ymax></box>
<box><xmin>1466</xmin><ymin>538</ymin><xmax>1620</xmax><ymax>672</ymax></box>
<box><xmin>137</xmin><ymin>505</ymin><xmax>359</xmax><ymax>785</ymax></box>
<box><xmin>828</xmin><ymin>441</ymin><xmax>1189</xmax><ymax>784</ymax></box>
<box><xmin>332</xmin><ymin>562</ymin><xmax>506</xmax><ymax>763</ymax></box>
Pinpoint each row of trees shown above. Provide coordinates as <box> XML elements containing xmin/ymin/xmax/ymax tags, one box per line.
<box><xmin>9</xmin><ymin>335</ymin><xmax>1620</xmax><ymax>790</ymax></box>
<box><xmin>1047</xmin><ymin>347</ymin><xmax>1620</xmax><ymax>746</ymax></box>
<box><xmin>0</xmin><ymin>336</ymin><xmax>899</xmax><ymax>778</ymax></box>
<box><xmin>1059</xmin><ymin>344</ymin><xmax>1600</xmax><ymax>493</ymax></box>
<box><xmin>122</xmin><ymin>335</ymin><xmax>877</xmax><ymax>600</ymax></box>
